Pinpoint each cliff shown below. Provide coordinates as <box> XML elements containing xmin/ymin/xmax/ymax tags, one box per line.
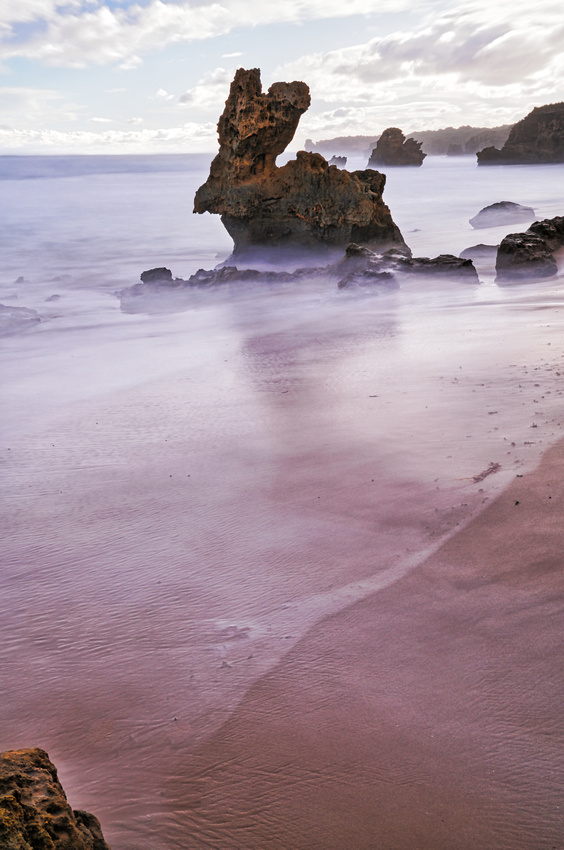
<box><xmin>0</xmin><ymin>748</ymin><xmax>110</xmax><ymax>850</ymax></box>
<box><xmin>477</xmin><ymin>103</ymin><xmax>564</xmax><ymax>165</ymax></box>
<box><xmin>194</xmin><ymin>69</ymin><xmax>406</xmax><ymax>257</ymax></box>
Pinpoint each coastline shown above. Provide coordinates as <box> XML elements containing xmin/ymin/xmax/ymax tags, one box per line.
<box><xmin>175</xmin><ymin>436</ymin><xmax>564</xmax><ymax>849</ymax></box>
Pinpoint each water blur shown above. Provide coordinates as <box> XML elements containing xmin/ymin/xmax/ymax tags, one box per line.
<box><xmin>1</xmin><ymin>154</ymin><xmax>564</xmax><ymax>848</ymax></box>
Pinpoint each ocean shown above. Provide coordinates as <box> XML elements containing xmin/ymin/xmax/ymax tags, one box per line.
<box><xmin>1</xmin><ymin>153</ymin><xmax>563</xmax><ymax>848</ymax></box>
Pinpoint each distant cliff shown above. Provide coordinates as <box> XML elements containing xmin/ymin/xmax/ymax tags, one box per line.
<box><xmin>477</xmin><ymin>103</ymin><xmax>564</xmax><ymax>165</ymax></box>
<box><xmin>305</xmin><ymin>125</ymin><xmax>512</xmax><ymax>158</ymax></box>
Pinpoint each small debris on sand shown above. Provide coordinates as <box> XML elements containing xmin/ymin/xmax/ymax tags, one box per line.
<box><xmin>472</xmin><ymin>461</ymin><xmax>501</xmax><ymax>483</ymax></box>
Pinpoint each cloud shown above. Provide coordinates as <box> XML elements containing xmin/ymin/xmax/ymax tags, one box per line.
<box><xmin>179</xmin><ymin>66</ymin><xmax>232</xmax><ymax>111</ymax></box>
<box><xmin>277</xmin><ymin>0</ymin><xmax>564</xmax><ymax>134</ymax></box>
<box><xmin>0</xmin><ymin>120</ymin><xmax>218</xmax><ymax>152</ymax></box>
<box><xmin>0</xmin><ymin>86</ymin><xmax>80</xmax><ymax>127</ymax></box>
<box><xmin>154</xmin><ymin>87</ymin><xmax>174</xmax><ymax>100</ymax></box>
<box><xmin>91</xmin><ymin>116</ymin><xmax>112</xmax><ymax>122</ymax></box>
<box><xmin>0</xmin><ymin>0</ymin><xmax>412</xmax><ymax>68</ymax></box>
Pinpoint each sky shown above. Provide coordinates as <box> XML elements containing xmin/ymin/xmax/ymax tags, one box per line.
<box><xmin>1</xmin><ymin>0</ymin><xmax>563</xmax><ymax>154</ymax></box>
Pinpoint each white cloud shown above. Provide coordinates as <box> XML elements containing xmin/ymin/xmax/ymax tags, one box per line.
<box><xmin>0</xmin><ymin>120</ymin><xmax>218</xmax><ymax>152</ymax></box>
<box><xmin>0</xmin><ymin>0</ymin><xmax>413</xmax><ymax>68</ymax></box>
<box><xmin>0</xmin><ymin>86</ymin><xmax>80</xmax><ymax>127</ymax></box>
<box><xmin>91</xmin><ymin>116</ymin><xmax>112</xmax><ymax>122</ymax></box>
<box><xmin>155</xmin><ymin>87</ymin><xmax>174</xmax><ymax>100</ymax></box>
<box><xmin>179</xmin><ymin>66</ymin><xmax>233</xmax><ymax>111</ymax></box>
<box><xmin>278</xmin><ymin>0</ymin><xmax>564</xmax><ymax>135</ymax></box>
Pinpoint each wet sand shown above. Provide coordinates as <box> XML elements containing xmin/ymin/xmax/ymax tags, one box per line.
<box><xmin>176</xmin><ymin>439</ymin><xmax>564</xmax><ymax>849</ymax></box>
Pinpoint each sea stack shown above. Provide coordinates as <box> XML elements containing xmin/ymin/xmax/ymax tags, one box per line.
<box><xmin>477</xmin><ymin>103</ymin><xmax>564</xmax><ymax>164</ymax></box>
<box><xmin>367</xmin><ymin>128</ymin><xmax>426</xmax><ymax>167</ymax></box>
<box><xmin>194</xmin><ymin>68</ymin><xmax>406</xmax><ymax>258</ymax></box>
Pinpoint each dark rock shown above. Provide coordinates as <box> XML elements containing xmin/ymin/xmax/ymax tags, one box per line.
<box><xmin>330</xmin><ymin>244</ymin><xmax>477</xmax><ymax>287</ymax></box>
<box><xmin>328</xmin><ymin>156</ymin><xmax>347</xmax><ymax>167</ymax></box>
<box><xmin>396</xmin><ymin>254</ymin><xmax>478</xmax><ymax>280</ymax></box>
<box><xmin>495</xmin><ymin>216</ymin><xmax>564</xmax><ymax>281</ymax></box>
<box><xmin>140</xmin><ymin>267</ymin><xmax>175</xmax><ymax>284</ymax></box>
<box><xmin>459</xmin><ymin>244</ymin><xmax>498</xmax><ymax>261</ymax></box>
<box><xmin>0</xmin><ymin>748</ymin><xmax>110</xmax><ymax>850</ymax></box>
<box><xmin>194</xmin><ymin>68</ymin><xmax>406</xmax><ymax>257</ymax></box>
<box><xmin>367</xmin><ymin>128</ymin><xmax>426</xmax><ymax>167</ymax></box>
<box><xmin>469</xmin><ymin>201</ymin><xmax>535</xmax><ymax>229</ymax></box>
<box><xmin>477</xmin><ymin>103</ymin><xmax>564</xmax><ymax>164</ymax></box>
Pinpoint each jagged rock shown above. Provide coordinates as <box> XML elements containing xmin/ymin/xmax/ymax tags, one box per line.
<box><xmin>367</xmin><ymin>128</ymin><xmax>426</xmax><ymax>167</ymax></box>
<box><xmin>496</xmin><ymin>216</ymin><xmax>564</xmax><ymax>281</ymax></box>
<box><xmin>477</xmin><ymin>103</ymin><xmax>564</xmax><ymax>164</ymax></box>
<box><xmin>469</xmin><ymin>202</ymin><xmax>535</xmax><ymax>229</ymax></box>
<box><xmin>0</xmin><ymin>748</ymin><xmax>110</xmax><ymax>850</ymax></box>
<box><xmin>397</xmin><ymin>254</ymin><xmax>478</xmax><ymax>280</ymax></box>
<box><xmin>194</xmin><ymin>68</ymin><xmax>405</xmax><ymax>258</ymax></box>
<box><xmin>328</xmin><ymin>156</ymin><xmax>347</xmax><ymax>167</ymax></box>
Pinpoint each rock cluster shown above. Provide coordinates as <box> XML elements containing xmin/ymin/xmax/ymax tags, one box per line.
<box><xmin>0</xmin><ymin>748</ymin><xmax>110</xmax><ymax>850</ymax></box>
<box><xmin>477</xmin><ymin>103</ymin><xmax>564</xmax><ymax>165</ymax></box>
<box><xmin>367</xmin><ymin>128</ymin><xmax>426</xmax><ymax>167</ymax></box>
<box><xmin>469</xmin><ymin>201</ymin><xmax>535</xmax><ymax>229</ymax></box>
<box><xmin>496</xmin><ymin>216</ymin><xmax>564</xmax><ymax>281</ymax></box>
<box><xmin>125</xmin><ymin>249</ymin><xmax>477</xmax><ymax>304</ymax></box>
<box><xmin>194</xmin><ymin>68</ymin><xmax>406</xmax><ymax>257</ymax></box>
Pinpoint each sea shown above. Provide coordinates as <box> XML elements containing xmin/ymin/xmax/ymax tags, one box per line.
<box><xmin>1</xmin><ymin>152</ymin><xmax>563</xmax><ymax>848</ymax></box>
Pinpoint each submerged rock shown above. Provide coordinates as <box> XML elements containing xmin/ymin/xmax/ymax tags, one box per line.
<box><xmin>459</xmin><ymin>244</ymin><xmax>499</xmax><ymax>261</ymax></box>
<box><xmin>0</xmin><ymin>748</ymin><xmax>110</xmax><ymax>849</ymax></box>
<box><xmin>495</xmin><ymin>216</ymin><xmax>564</xmax><ymax>281</ymax></box>
<box><xmin>469</xmin><ymin>202</ymin><xmax>535</xmax><ymax>229</ymax></box>
<box><xmin>367</xmin><ymin>128</ymin><xmax>426</xmax><ymax>167</ymax></box>
<box><xmin>477</xmin><ymin>103</ymin><xmax>564</xmax><ymax>165</ymax></box>
<box><xmin>0</xmin><ymin>304</ymin><xmax>40</xmax><ymax>336</ymax></box>
<box><xmin>194</xmin><ymin>68</ymin><xmax>406</xmax><ymax>258</ymax></box>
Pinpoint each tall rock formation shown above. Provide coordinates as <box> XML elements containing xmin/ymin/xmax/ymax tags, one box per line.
<box><xmin>477</xmin><ymin>103</ymin><xmax>564</xmax><ymax>164</ymax></box>
<box><xmin>367</xmin><ymin>128</ymin><xmax>426</xmax><ymax>167</ymax></box>
<box><xmin>194</xmin><ymin>69</ymin><xmax>406</xmax><ymax>257</ymax></box>
<box><xmin>0</xmin><ymin>748</ymin><xmax>110</xmax><ymax>850</ymax></box>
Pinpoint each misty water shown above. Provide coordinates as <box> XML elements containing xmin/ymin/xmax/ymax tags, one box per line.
<box><xmin>1</xmin><ymin>153</ymin><xmax>564</xmax><ymax>848</ymax></box>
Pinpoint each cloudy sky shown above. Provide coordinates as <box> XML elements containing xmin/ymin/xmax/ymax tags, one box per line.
<box><xmin>1</xmin><ymin>0</ymin><xmax>563</xmax><ymax>153</ymax></box>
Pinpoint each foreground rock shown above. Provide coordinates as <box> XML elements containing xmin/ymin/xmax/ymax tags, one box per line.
<box><xmin>194</xmin><ymin>68</ymin><xmax>406</xmax><ymax>257</ymax></box>
<box><xmin>367</xmin><ymin>128</ymin><xmax>426</xmax><ymax>167</ymax></box>
<box><xmin>469</xmin><ymin>201</ymin><xmax>535</xmax><ymax>229</ymax></box>
<box><xmin>0</xmin><ymin>748</ymin><xmax>110</xmax><ymax>850</ymax></box>
<box><xmin>477</xmin><ymin>103</ymin><xmax>564</xmax><ymax>165</ymax></box>
<box><xmin>496</xmin><ymin>216</ymin><xmax>564</xmax><ymax>281</ymax></box>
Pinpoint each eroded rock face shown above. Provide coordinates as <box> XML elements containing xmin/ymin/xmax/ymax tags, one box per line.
<box><xmin>0</xmin><ymin>748</ymin><xmax>110</xmax><ymax>850</ymax></box>
<box><xmin>477</xmin><ymin>103</ymin><xmax>564</xmax><ymax>164</ymax></box>
<box><xmin>496</xmin><ymin>216</ymin><xmax>564</xmax><ymax>281</ymax></box>
<box><xmin>469</xmin><ymin>202</ymin><xmax>535</xmax><ymax>229</ymax></box>
<box><xmin>194</xmin><ymin>69</ymin><xmax>406</xmax><ymax>257</ymax></box>
<box><xmin>367</xmin><ymin>128</ymin><xmax>426</xmax><ymax>167</ymax></box>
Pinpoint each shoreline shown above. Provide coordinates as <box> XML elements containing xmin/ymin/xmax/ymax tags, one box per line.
<box><xmin>174</xmin><ymin>435</ymin><xmax>564</xmax><ymax>849</ymax></box>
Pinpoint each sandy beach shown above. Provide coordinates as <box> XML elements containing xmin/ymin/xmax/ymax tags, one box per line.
<box><xmin>2</xmin><ymin>155</ymin><xmax>564</xmax><ymax>848</ymax></box>
<box><xmin>175</xmin><ymin>438</ymin><xmax>564</xmax><ymax>849</ymax></box>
